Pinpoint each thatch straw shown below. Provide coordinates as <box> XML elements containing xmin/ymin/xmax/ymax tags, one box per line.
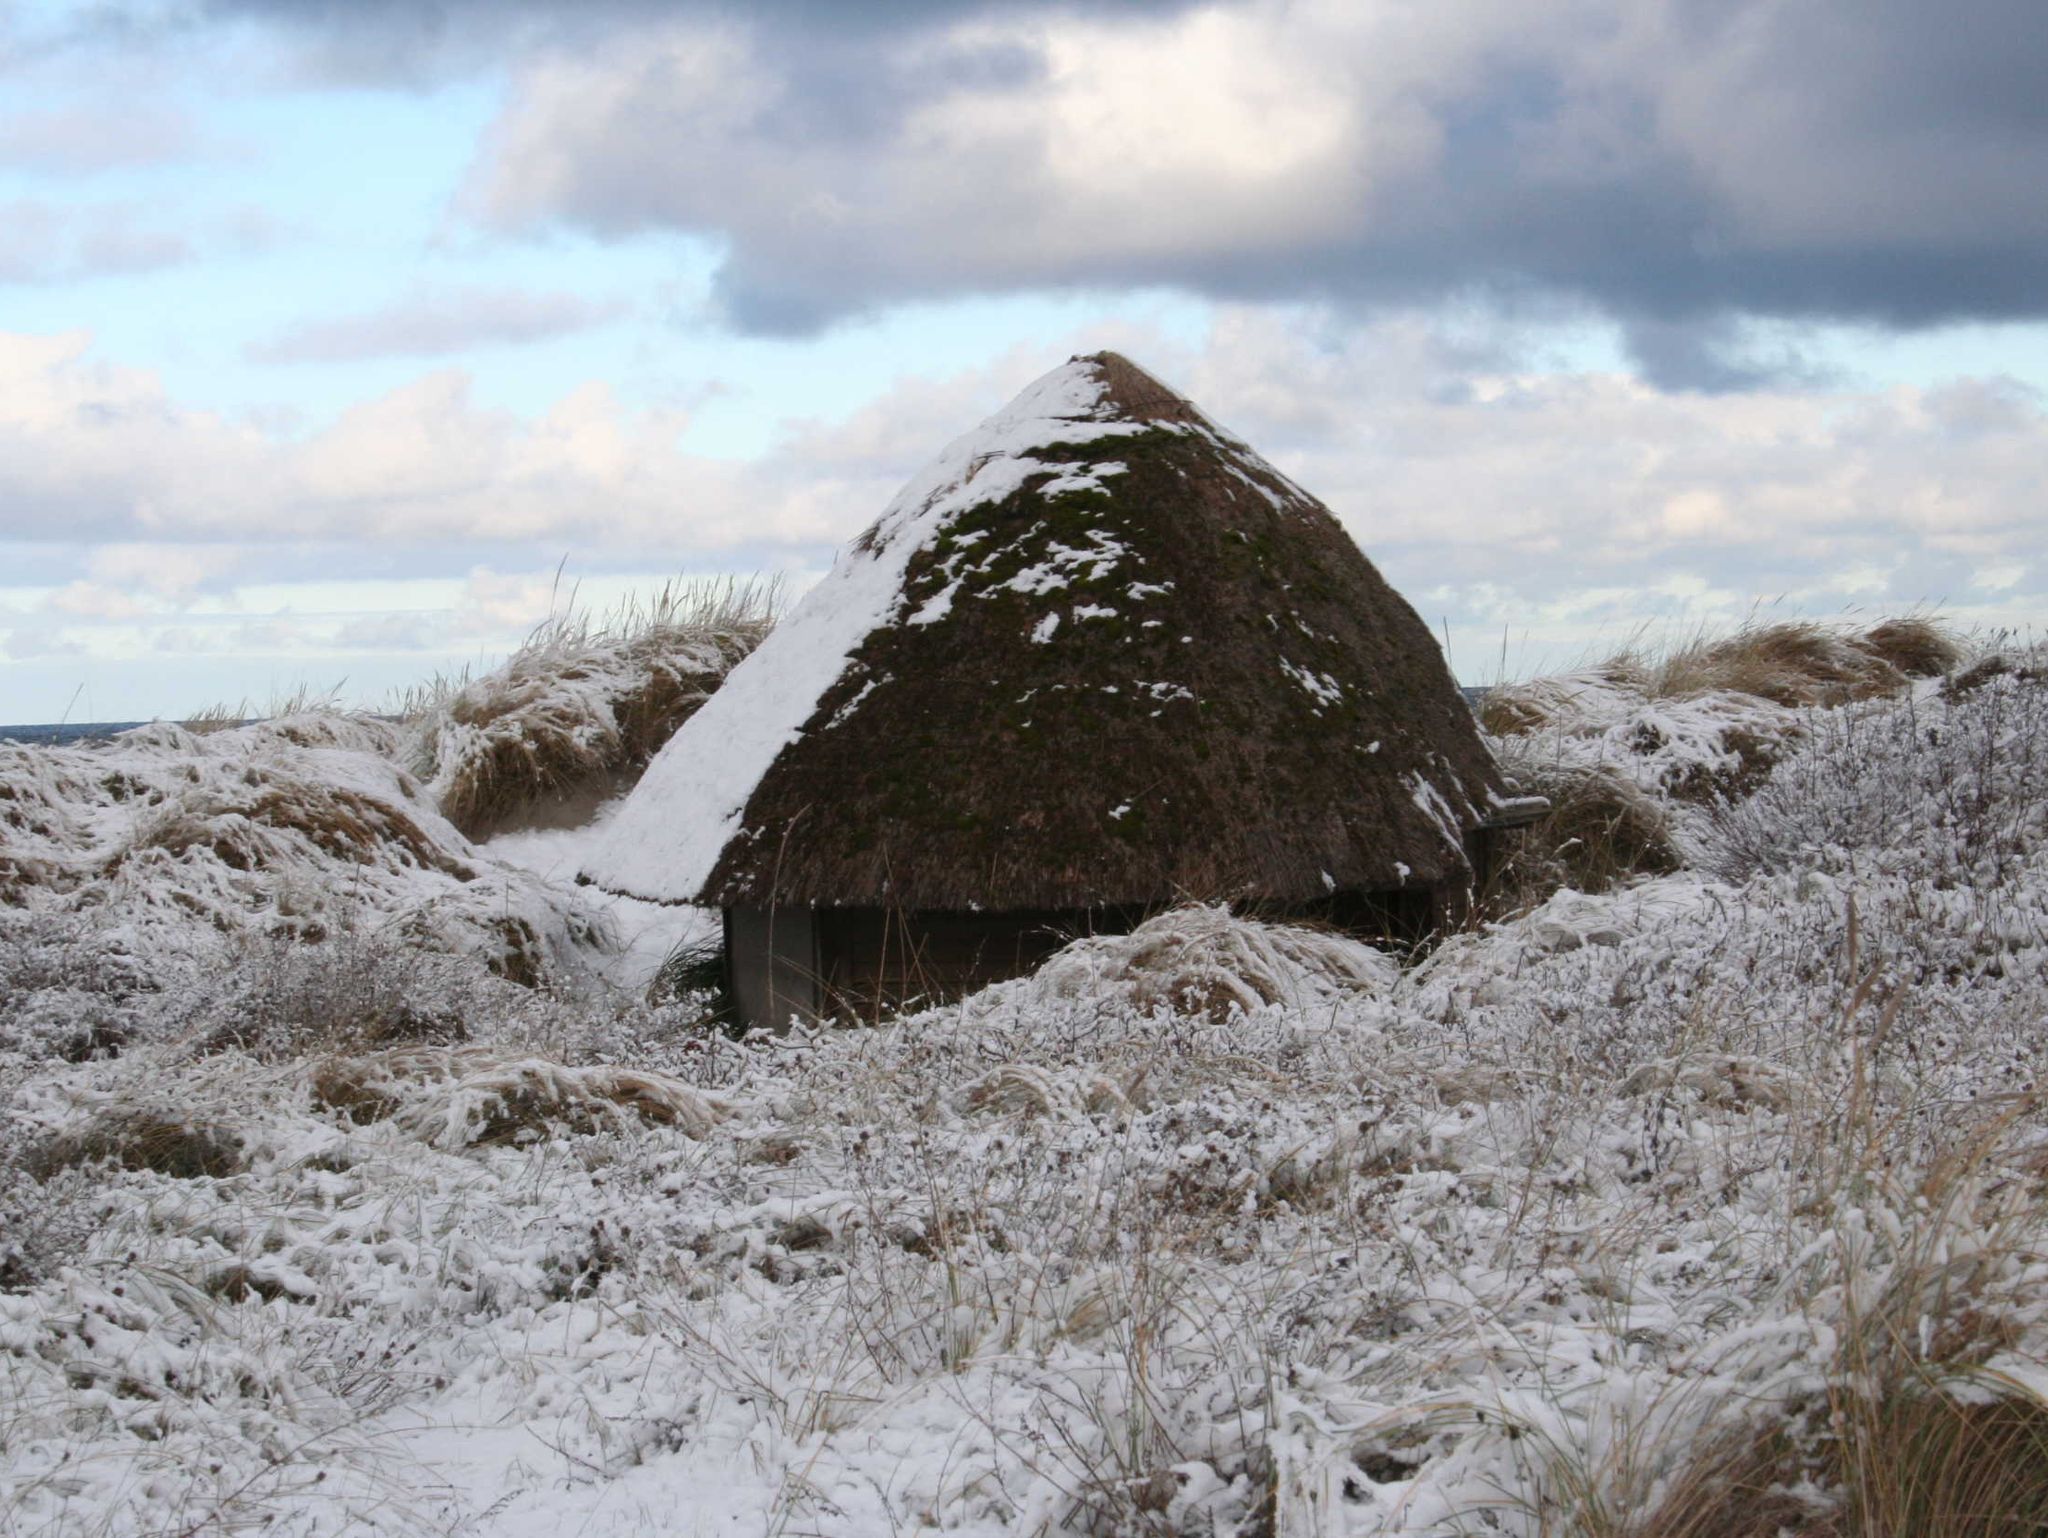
<box><xmin>693</xmin><ymin>353</ymin><xmax>1503</xmax><ymax>911</ymax></box>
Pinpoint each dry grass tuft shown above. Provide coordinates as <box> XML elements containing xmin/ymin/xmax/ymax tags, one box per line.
<box><xmin>1480</xmin><ymin>661</ymin><xmax>1643</xmax><ymax>738</ymax></box>
<box><xmin>1015</xmin><ymin>904</ymin><xmax>1398</xmax><ymax>1022</ymax></box>
<box><xmin>181</xmin><ymin>685</ymin><xmax>351</xmax><ymax>735</ymax></box>
<box><xmin>407</xmin><ymin>577</ymin><xmax>777</xmax><ymax>838</ymax></box>
<box><xmin>1483</xmin><ymin>619</ymin><xmax>1960</xmax><ymax>741</ymax></box>
<box><xmin>1497</xmin><ymin>1083</ymin><xmax>2048</xmax><ymax>1538</ymax></box>
<box><xmin>1628</xmin><ymin>1391</ymin><xmax>2048</xmax><ymax>1538</ymax></box>
<box><xmin>179</xmin><ymin>701</ymin><xmax>247</xmax><ymax>736</ymax></box>
<box><xmin>124</xmin><ymin>779</ymin><xmax>471</xmax><ymax>880</ymax></box>
<box><xmin>310</xmin><ymin>1045</ymin><xmax>729</xmax><ymax>1148</ymax></box>
<box><xmin>1482</xmin><ymin>759</ymin><xmax>1681</xmax><ymax>913</ymax></box>
<box><xmin>1652</xmin><ymin>618</ymin><xmax>1956</xmax><ymax>708</ymax></box>
<box><xmin>28</xmin><ymin>1111</ymin><xmax>244</xmax><ymax>1180</ymax></box>
<box><xmin>1858</xmin><ymin>615</ymin><xmax>1965</xmax><ymax>681</ymax></box>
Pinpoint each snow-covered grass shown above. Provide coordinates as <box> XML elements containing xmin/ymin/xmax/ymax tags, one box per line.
<box><xmin>404</xmin><ymin>576</ymin><xmax>777</xmax><ymax>839</ymax></box>
<box><xmin>5</xmin><ymin>630</ymin><xmax>2048</xmax><ymax>1535</ymax></box>
<box><xmin>1474</xmin><ymin>617</ymin><xmax>1962</xmax><ymax>912</ymax></box>
<box><xmin>0</xmin><ymin>713</ymin><xmax>620</xmax><ymax>1025</ymax></box>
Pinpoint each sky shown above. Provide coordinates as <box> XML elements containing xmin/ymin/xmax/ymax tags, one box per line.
<box><xmin>2</xmin><ymin>0</ymin><xmax>2046</xmax><ymax>721</ymax></box>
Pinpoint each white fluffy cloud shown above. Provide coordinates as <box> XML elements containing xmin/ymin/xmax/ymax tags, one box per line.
<box><xmin>3</xmin><ymin>317</ymin><xmax>2045</xmax><ymax>681</ymax></box>
<box><xmin>0</xmin><ymin>331</ymin><xmax>881</xmax><ymax>554</ymax></box>
<box><xmin>1164</xmin><ymin>312</ymin><xmax>2048</xmax><ymax>655</ymax></box>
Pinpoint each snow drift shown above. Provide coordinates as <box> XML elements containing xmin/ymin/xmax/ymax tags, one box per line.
<box><xmin>6</xmin><ymin>629</ymin><xmax>2048</xmax><ymax>1537</ymax></box>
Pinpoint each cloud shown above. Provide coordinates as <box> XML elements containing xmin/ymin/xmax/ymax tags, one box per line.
<box><xmin>0</xmin><ymin>329</ymin><xmax>871</xmax><ymax>556</ymax></box>
<box><xmin>44</xmin><ymin>1</ymin><xmax>2048</xmax><ymax>379</ymax></box>
<box><xmin>1158</xmin><ymin>310</ymin><xmax>2048</xmax><ymax>653</ymax></box>
<box><xmin>44</xmin><ymin>581</ymin><xmax>151</xmax><ymax>621</ymax></box>
<box><xmin>428</xmin><ymin>0</ymin><xmax>2048</xmax><ymax>376</ymax></box>
<box><xmin>3</xmin><ymin>625</ymin><xmax>86</xmax><ymax>660</ymax></box>
<box><xmin>0</xmin><ymin>102</ymin><xmax>200</xmax><ymax>173</ymax></box>
<box><xmin>6</xmin><ymin>317</ymin><xmax>2046</xmax><ymax>663</ymax></box>
<box><xmin>333</xmin><ymin>611</ymin><xmax>451</xmax><ymax>651</ymax></box>
<box><xmin>84</xmin><ymin>543</ymin><xmax>244</xmax><ymax>602</ymax></box>
<box><xmin>0</xmin><ymin>200</ymin><xmax>191</xmax><ymax>284</ymax></box>
<box><xmin>249</xmin><ymin>285</ymin><xmax>629</xmax><ymax>364</ymax></box>
<box><xmin>450</xmin><ymin>567</ymin><xmax>559</xmax><ymax>636</ymax></box>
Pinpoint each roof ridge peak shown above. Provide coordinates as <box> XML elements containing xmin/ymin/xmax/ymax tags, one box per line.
<box><xmin>1068</xmin><ymin>351</ymin><xmax>1209</xmax><ymax>427</ymax></box>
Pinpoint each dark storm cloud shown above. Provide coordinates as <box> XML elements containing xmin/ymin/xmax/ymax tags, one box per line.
<box><xmin>178</xmin><ymin>0</ymin><xmax>1182</xmax><ymax>85</ymax></box>
<box><xmin>470</xmin><ymin>0</ymin><xmax>2048</xmax><ymax>378</ymax></box>
<box><xmin>79</xmin><ymin>0</ymin><xmax>2048</xmax><ymax>379</ymax></box>
<box><xmin>208</xmin><ymin>0</ymin><xmax>1188</xmax><ymax>30</ymax></box>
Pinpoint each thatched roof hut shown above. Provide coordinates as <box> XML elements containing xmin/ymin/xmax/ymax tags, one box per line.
<box><xmin>584</xmin><ymin>352</ymin><xmax>1522</xmax><ymax>1025</ymax></box>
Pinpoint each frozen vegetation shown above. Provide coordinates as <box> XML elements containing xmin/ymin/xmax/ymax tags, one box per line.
<box><xmin>6</xmin><ymin>620</ymin><xmax>2048</xmax><ymax>1535</ymax></box>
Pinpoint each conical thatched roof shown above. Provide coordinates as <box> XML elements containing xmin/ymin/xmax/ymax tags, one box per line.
<box><xmin>582</xmin><ymin>352</ymin><xmax>1508</xmax><ymax>909</ymax></box>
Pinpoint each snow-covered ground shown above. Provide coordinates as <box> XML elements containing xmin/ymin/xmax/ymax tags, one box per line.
<box><xmin>483</xmin><ymin>809</ymin><xmax>714</xmax><ymax>998</ymax></box>
<box><xmin>4</xmin><ymin>649</ymin><xmax>2048</xmax><ymax>1535</ymax></box>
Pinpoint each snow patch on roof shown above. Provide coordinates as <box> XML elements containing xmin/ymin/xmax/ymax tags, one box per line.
<box><xmin>1406</xmin><ymin>772</ymin><xmax>1469</xmax><ymax>853</ymax></box>
<box><xmin>1223</xmin><ymin>460</ymin><xmax>1288</xmax><ymax>512</ymax></box>
<box><xmin>993</xmin><ymin>530</ymin><xmax>1132</xmax><ymax>597</ymax></box>
<box><xmin>1280</xmin><ymin>657</ymin><xmax>1345</xmax><ymax>710</ymax></box>
<box><xmin>907</xmin><ymin>579</ymin><xmax>962</xmax><ymax>627</ymax></box>
<box><xmin>1037</xmin><ymin>461</ymin><xmax>1127</xmax><ymax>499</ymax></box>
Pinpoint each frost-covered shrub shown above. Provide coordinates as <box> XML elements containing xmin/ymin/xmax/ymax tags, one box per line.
<box><xmin>180</xmin><ymin>931</ymin><xmax>487</xmax><ymax>1057</ymax></box>
<box><xmin>0</xmin><ymin>910</ymin><xmax>162</xmax><ymax>1063</ymax></box>
<box><xmin>0</xmin><ymin>1113</ymin><xmax>104</xmax><ymax>1291</ymax></box>
<box><xmin>1478</xmin><ymin>622</ymin><xmax>1965</xmax><ymax>920</ymax></box>
<box><xmin>1481</xmin><ymin>620</ymin><xmax>1957</xmax><ymax>811</ymax></box>
<box><xmin>309</xmin><ymin>1045</ymin><xmax>728</xmax><ymax>1147</ymax></box>
<box><xmin>1486</xmin><ymin>671</ymin><xmax>1798</xmax><ymax>799</ymax></box>
<box><xmin>1709</xmin><ymin>654</ymin><xmax>2048</xmax><ymax>889</ymax></box>
<box><xmin>8</xmin><ymin>618</ymin><xmax>2048</xmax><ymax>1535</ymax></box>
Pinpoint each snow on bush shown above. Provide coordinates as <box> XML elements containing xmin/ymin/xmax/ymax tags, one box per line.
<box><xmin>4</xmin><ymin>630</ymin><xmax>2048</xmax><ymax>1536</ymax></box>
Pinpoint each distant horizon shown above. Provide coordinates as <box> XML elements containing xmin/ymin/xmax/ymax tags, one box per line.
<box><xmin>4</xmin><ymin>602</ymin><xmax>2000</xmax><ymax>732</ymax></box>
